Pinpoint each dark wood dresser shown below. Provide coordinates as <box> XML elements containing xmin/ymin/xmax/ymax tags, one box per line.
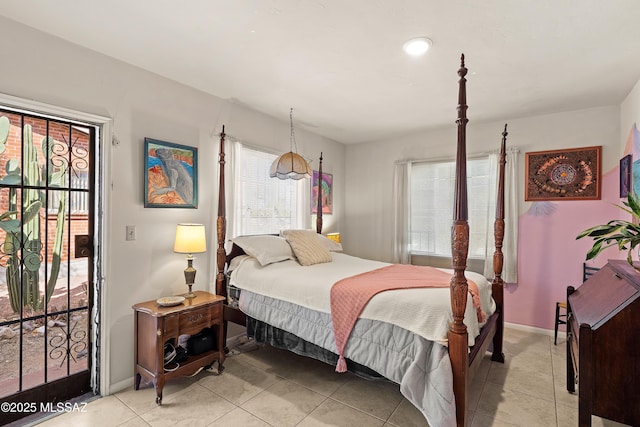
<box><xmin>567</xmin><ymin>260</ymin><xmax>640</xmax><ymax>426</ymax></box>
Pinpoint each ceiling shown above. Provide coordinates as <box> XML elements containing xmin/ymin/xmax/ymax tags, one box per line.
<box><xmin>1</xmin><ymin>1</ymin><xmax>640</xmax><ymax>144</ymax></box>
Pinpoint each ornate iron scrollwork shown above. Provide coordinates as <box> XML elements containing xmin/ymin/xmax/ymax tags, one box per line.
<box><xmin>49</xmin><ymin>320</ymin><xmax>87</xmax><ymax>367</ymax></box>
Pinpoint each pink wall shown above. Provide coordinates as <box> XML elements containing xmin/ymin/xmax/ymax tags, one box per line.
<box><xmin>508</xmin><ymin>168</ymin><xmax>624</xmax><ymax>330</ymax></box>
<box><xmin>509</xmin><ymin>125</ymin><xmax>639</xmax><ymax>330</ymax></box>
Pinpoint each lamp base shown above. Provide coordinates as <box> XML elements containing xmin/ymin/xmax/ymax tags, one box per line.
<box><xmin>183</xmin><ymin>257</ymin><xmax>197</xmax><ymax>298</ymax></box>
<box><xmin>184</xmin><ymin>284</ymin><xmax>196</xmax><ymax>299</ymax></box>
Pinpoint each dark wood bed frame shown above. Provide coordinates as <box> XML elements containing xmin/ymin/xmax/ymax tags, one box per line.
<box><xmin>214</xmin><ymin>55</ymin><xmax>506</xmax><ymax>427</ymax></box>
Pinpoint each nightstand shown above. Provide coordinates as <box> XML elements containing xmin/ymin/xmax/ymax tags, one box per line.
<box><xmin>132</xmin><ymin>291</ymin><xmax>225</xmax><ymax>404</ymax></box>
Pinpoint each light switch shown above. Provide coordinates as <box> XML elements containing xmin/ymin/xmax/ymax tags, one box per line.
<box><xmin>126</xmin><ymin>225</ymin><xmax>136</xmax><ymax>241</ymax></box>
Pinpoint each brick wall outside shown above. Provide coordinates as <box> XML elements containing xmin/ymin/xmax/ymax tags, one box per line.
<box><xmin>0</xmin><ymin>111</ymin><xmax>91</xmax><ymax>266</ymax></box>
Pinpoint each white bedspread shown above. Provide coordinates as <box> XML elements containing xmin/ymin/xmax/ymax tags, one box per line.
<box><xmin>229</xmin><ymin>252</ymin><xmax>495</xmax><ymax>346</ymax></box>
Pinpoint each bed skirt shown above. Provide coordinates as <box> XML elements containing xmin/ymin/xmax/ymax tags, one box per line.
<box><xmin>247</xmin><ymin>316</ymin><xmax>385</xmax><ymax>380</ymax></box>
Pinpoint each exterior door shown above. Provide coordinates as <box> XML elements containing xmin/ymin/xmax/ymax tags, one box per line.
<box><xmin>0</xmin><ymin>108</ymin><xmax>95</xmax><ymax>425</ymax></box>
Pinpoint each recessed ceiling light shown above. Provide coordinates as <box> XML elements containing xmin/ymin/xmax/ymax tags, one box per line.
<box><xmin>403</xmin><ymin>37</ymin><xmax>432</xmax><ymax>56</ymax></box>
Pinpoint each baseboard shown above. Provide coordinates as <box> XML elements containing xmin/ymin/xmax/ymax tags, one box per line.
<box><xmin>108</xmin><ymin>377</ymin><xmax>134</xmax><ymax>395</ymax></box>
<box><xmin>505</xmin><ymin>322</ymin><xmax>554</xmax><ymax>337</ymax></box>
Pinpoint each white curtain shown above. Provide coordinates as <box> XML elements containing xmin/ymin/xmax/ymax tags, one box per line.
<box><xmin>483</xmin><ymin>147</ymin><xmax>519</xmax><ymax>283</ymax></box>
<box><xmin>211</xmin><ymin>136</ymin><xmax>239</xmax><ymax>284</ymax></box>
<box><xmin>213</xmin><ymin>137</ymin><xmax>310</xmax><ymax>249</ymax></box>
<box><xmin>392</xmin><ymin>162</ymin><xmax>411</xmax><ymax>264</ymax></box>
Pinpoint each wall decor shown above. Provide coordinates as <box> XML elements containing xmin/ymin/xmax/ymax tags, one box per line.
<box><xmin>620</xmin><ymin>154</ymin><xmax>632</xmax><ymax>198</ymax></box>
<box><xmin>144</xmin><ymin>138</ymin><xmax>198</xmax><ymax>208</ymax></box>
<box><xmin>525</xmin><ymin>146</ymin><xmax>601</xmax><ymax>201</ymax></box>
<box><xmin>311</xmin><ymin>170</ymin><xmax>333</xmax><ymax>214</ymax></box>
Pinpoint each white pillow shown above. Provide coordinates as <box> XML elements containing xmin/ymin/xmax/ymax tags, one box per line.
<box><xmin>281</xmin><ymin>229</ymin><xmax>333</xmax><ymax>266</ymax></box>
<box><xmin>317</xmin><ymin>234</ymin><xmax>343</xmax><ymax>252</ymax></box>
<box><xmin>231</xmin><ymin>235</ymin><xmax>295</xmax><ymax>266</ymax></box>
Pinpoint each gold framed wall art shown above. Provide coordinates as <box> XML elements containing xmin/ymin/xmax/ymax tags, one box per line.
<box><xmin>525</xmin><ymin>146</ymin><xmax>601</xmax><ymax>201</ymax></box>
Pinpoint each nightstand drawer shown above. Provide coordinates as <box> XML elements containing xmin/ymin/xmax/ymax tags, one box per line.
<box><xmin>179</xmin><ymin>304</ymin><xmax>220</xmax><ymax>334</ymax></box>
<box><xmin>163</xmin><ymin>314</ymin><xmax>180</xmax><ymax>336</ymax></box>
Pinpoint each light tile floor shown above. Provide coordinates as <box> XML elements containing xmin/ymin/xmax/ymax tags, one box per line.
<box><xmin>28</xmin><ymin>327</ymin><xmax>629</xmax><ymax>427</ymax></box>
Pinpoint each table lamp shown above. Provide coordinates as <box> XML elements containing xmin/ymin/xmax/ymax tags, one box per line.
<box><xmin>326</xmin><ymin>232</ymin><xmax>341</xmax><ymax>243</ymax></box>
<box><xmin>173</xmin><ymin>223</ymin><xmax>207</xmax><ymax>298</ymax></box>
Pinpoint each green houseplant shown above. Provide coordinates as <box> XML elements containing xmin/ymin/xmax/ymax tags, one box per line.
<box><xmin>576</xmin><ymin>191</ymin><xmax>640</xmax><ymax>268</ymax></box>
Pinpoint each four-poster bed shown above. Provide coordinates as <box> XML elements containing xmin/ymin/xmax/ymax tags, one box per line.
<box><xmin>214</xmin><ymin>55</ymin><xmax>506</xmax><ymax>426</ymax></box>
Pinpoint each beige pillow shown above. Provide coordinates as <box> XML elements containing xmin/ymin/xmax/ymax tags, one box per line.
<box><xmin>282</xmin><ymin>230</ymin><xmax>333</xmax><ymax>266</ymax></box>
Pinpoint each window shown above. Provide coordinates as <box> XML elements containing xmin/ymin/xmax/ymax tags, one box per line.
<box><xmin>410</xmin><ymin>157</ymin><xmax>490</xmax><ymax>258</ymax></box>
<box><xmin>235</xmin><ymin>145</ymin><xmax>307</xmax><ymax>235</ymax></box>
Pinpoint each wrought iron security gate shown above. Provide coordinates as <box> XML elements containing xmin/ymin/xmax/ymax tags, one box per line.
<box><xmin>0</xmin><ymin>108</ymin><xmax>95</xmax><ymax>425</ymax></box>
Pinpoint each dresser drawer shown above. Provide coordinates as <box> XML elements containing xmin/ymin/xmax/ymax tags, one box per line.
<box><xmin>179</xmin><ymin>304</ymin><xmax>221</xmax><ymax>335</ymax></box>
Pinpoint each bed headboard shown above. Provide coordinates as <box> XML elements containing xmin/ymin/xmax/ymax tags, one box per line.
<box><xmin>213</xmin><ymin>133</ymin><xmax>325</xmax><ymax>297</ymax></box>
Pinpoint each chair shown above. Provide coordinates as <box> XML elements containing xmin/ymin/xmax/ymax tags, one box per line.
<box><xmin>554</xmin><ymin>301</ymin><xmax>567</xmax><ymax>345</ymax></box>
<box><xmin>554</xmin><ymin>263</ymin><xmax>600</xmax><ymax>345</ymax></box>
<box><xmin>583</xmin><ymin>264</ymin><xmax>599</xmax><ymax>282</ymax></box>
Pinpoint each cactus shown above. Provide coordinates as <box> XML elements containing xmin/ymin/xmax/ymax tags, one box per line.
<box><xmin>0</xmin><ymin>118</ymin><xmax>67</xmax><ymax>313</ymax></box>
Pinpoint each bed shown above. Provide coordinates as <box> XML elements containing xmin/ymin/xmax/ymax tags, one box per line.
<box><xmin>214</xmin><ymin>55</ymin><xmax>507</xmax><ymax>427</ymax></box>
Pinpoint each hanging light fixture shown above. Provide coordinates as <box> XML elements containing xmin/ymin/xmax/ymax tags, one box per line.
<box><xmin>270</xmin><ymin>108</ymin><xmax>312</xmax><ymax>180</ymax></box>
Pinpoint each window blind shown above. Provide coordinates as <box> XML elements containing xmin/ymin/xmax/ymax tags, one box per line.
<box><xmin>410</xmin><ymin>157</ymin><xmax>490</xmax><ymax>258</ymax></box>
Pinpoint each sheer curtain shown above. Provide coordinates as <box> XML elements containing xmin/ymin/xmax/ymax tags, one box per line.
<box><xmin>392</xmin><ymin>161</ymin><xmax>411</xmax><ymax>264</ymax></box>
<box><xmin>213</xmin><ymin>137</ymin><xmax>310</xmax><ymax>249</ymax></box>
<box><xmin>392</xmin><ymin>148</ymin><xmax>519</xmax><ymax>282</ymax></box>
<box><xmin>212</xmin><ymin>136</ymin><xmax>239</xmax><ymax>263</ymax></box>
<box><xmin>483</xmin><ymin>147</ymin><xmax>519</xmax><ymax>283</ymax></box>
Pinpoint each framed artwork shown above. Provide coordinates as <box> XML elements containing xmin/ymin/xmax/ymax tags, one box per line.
<box><xmin>525</xmin><ymin>146</ymin><xmax>601</xmax><ymax>201</ymax></box>
<box><xmin>620</xmin><ymin>154</ymin><xmax>632</xmax><ymax>198</ymax></box>
<box><xmin>311</xmin><ymin>170</ymin><xmax>333</xmax><ymax>214</ymax></box>
<box><xmin>144</xmin><ymin>138</ymin><xmax>198</xmax><ymax>208</ymax></box>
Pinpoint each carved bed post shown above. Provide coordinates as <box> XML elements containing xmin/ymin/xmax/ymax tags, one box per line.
<box><xmin>216</xmin><ymin>126</ymin><xmax>228</xmax><ymax>350</ymax></box>
<box><xmin>216</xmin><ymin>125</ymin><xmax>227</xmax><ymax>297</ymax></box>
<box><xmin>491</xmin><ymin>125</ymin><xmax>507</xmax><ymax>363</ymax></box>
<box><xmin>449</xmin><ymin>54</ymin><xmax>470</xmax><ymax>427</ymax></box>
<box><xmin>316</xmin><ymin>152</ymin><xmax>323</xmax><ymax>234</ymax></box>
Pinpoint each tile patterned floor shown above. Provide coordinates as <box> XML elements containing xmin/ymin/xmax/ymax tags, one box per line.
<box><xmin>28</xmin><ymin>328</ymin><xmax>629</xmax><ymax>426</ymax></box>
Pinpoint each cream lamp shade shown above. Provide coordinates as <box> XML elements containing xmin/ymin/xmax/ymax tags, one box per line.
<box><xmin>270</xmin><ymin>107</ymin><xmax>311</xmax><ymax>180</ymax></box>
<box><xmin>173</xmin><ymin>223</ymin><xmax>207</xmax><ymax>254</ymax></box>
<box><xmin>173</xmin><ymin>223</ymin><xmax>206</xmax><ymax>298</ymax></box>
<box><xmin>270</xmin><ymin>152</ymin><xmax>312</xmax><ymax>180</ymax></box>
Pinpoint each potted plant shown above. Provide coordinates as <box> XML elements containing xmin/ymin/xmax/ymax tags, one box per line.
<box><xmin>576</xmin><ymin>191</ymin><xmax>640</xmax><ymax>268</ymax></box>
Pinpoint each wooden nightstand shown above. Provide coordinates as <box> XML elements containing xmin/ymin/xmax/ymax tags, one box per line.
<box><xmin>132</xmin><ymin>291</ymin><xmax>225</xmax><ymax>404</ymax></box>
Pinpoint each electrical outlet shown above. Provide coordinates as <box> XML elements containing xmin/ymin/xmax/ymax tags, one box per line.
<box><xmin>126</xmin><ymin>225</ymin><xmax>136</xmax><ymax>241</ymax></box>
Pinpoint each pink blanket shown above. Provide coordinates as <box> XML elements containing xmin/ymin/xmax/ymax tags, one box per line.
<box><xmin>330</xmin><ymin>264</ymin><xmax>484</xmax><ymax>372</ymax></box>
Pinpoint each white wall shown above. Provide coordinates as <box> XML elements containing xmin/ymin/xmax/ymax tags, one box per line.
<box><xmin>0</xmin><ymin>17</ymin><xmax>345</xmax><ymax>391</ymax></box>
<box><xmin>344</xmin><ymin>105</ymin><xmax>620</xmax><ymax>262</ymax></box>
<box><xmin>621</xmin><ymin>78</ymin><xmax>640</xmax><ymax>152</ymax></box>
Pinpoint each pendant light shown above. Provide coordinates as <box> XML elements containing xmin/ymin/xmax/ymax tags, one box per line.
<box><xmin>270</xmin><ymin>108</ymin><xmax>312</xmax><ymax>180</ymax></box>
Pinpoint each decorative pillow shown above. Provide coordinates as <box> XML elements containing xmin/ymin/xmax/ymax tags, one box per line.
<box><xmin>281</xmin><ymin>229</ymin><xmax>333</xmax><ymax>266</ymax></box>
<box><xmin>317</xmin><ymin>234</ymin><xmax>343</xmax><ymax>252</ymax></box>
<box><xmin>231</xmin><ymin>235</ymin><xmax>295</xmax><ymax>267</ymax></box>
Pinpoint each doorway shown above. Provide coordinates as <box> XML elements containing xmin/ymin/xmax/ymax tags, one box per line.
<box><xmin>0</xmin><ymin>107</ymin><xmax>97</xmax><ymax>425</ymax></box>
